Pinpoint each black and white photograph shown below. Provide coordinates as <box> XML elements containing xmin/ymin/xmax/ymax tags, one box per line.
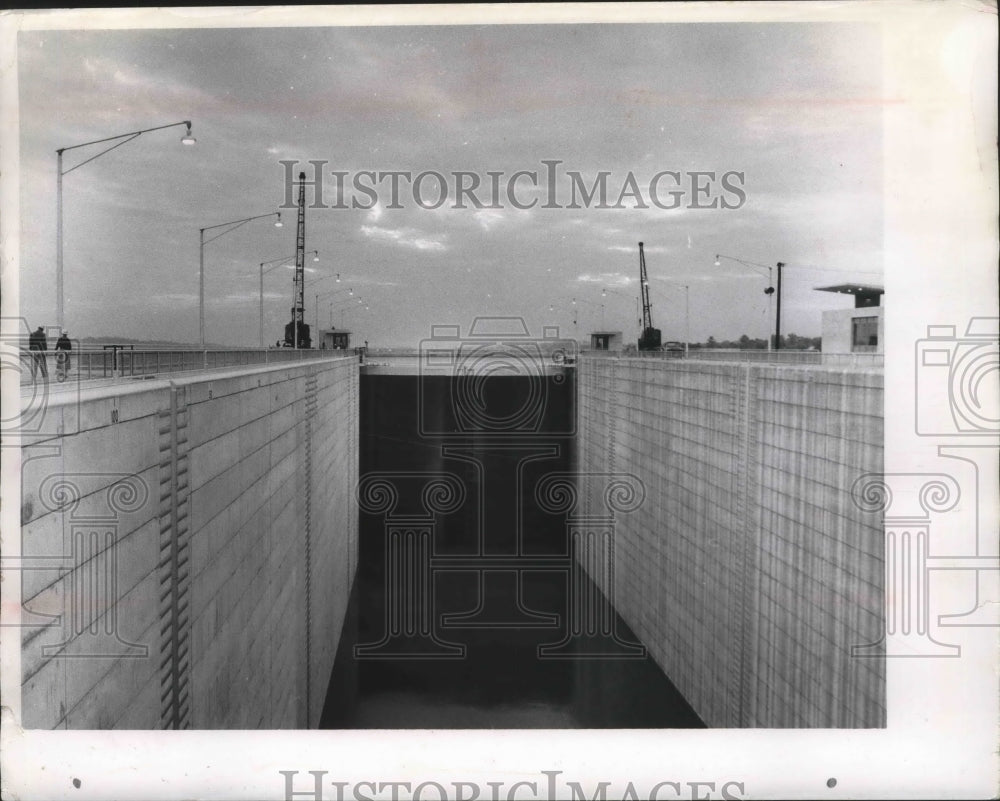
<box><xmin>1</xmin><ymin>3</ymin><xmax>996</xmax><ymax>799</ymax></box>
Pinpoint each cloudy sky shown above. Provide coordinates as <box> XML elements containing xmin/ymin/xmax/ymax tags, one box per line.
<box><xmin>17</xmin><ymin>22</ymin><xmax>882</xmax><ymax>347</ymax></box>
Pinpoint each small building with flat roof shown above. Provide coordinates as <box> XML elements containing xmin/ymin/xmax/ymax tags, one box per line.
<box><xmin>815</xmin><ymin>283</ymin><xmax>884</xmax><ymax>354</ymax></box>
<box><xmin>319</xmin><ymin>328</ymin><xmax>352</xmax><ymax>351</ymax></box>
<box><xmin>590</xmin><ymin>331</ymin><xmax>623</xmax><ymax>351</ymax></box>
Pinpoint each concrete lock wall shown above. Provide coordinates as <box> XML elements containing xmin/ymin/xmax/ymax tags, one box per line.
<box><xmin>19</xmin><ymin>356</ymin><xmax>359</xmax><ymax>729</ymax></box>
<box><xmin>577</xmin><ymin>355</ymin><xmax>885</xmax><ymax>728</ymax></box>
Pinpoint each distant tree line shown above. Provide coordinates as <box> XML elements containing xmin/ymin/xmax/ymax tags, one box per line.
<box><xmin>692</xmin><ymin>333</ymin><xmax>822</xmax><ymax>351</ymax></box>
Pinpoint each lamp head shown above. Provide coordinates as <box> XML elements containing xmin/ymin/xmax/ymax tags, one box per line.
<box><xmin>714</xmin><ymin>255</ymin><xmax>721</xmax><ymax>267</ymax></box>
<box><xmin>181</xmin><ymin>122</ymin><xmax>196</xmax><ymax>146</ymax></box>
<box><xmin>274</xmin><ymin>213</ymin><xmax>283</xmax><ymax>228</ymax></box>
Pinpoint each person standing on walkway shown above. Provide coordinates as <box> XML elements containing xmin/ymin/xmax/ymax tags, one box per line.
<box><xmin>55</xmin><ymin>331</ymin><xmax>72</xmax><ymax>380</ymax></box>
<box><xmin>28</xmin><ymin>325</ymin><xmax>48</xmax><ymax>380</ymax></box>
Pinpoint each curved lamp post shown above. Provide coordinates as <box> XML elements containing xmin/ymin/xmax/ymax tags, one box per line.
<box><xmin>601</xmin><ymin>286</ymin><xmax>641</xmax><ymax>337</ymax></box>
<box><xmin>56</xmin><ymin>120</ymin><xmax>195</xmax><ymax>331</ymax></box>
<box><xmin>333</xmin><ymin>297</ymin><xmax>366</xmax><ymax>328</ymax></box>
<box><xmin>199</xmin><ymin>211</ymin><xmax>282</xmax><ymax>346</ymax></box>
<box><xmin>572</xmin><ymin>296</ymin><xmax>606</xmax><ymax>329</ymax></box>
<box><xmin>714</xmin><ymin>253</ymin><xmax>778</xmax><ymax>350</ymax></box>
<box><xmin>315</xmin><ymin>286</ymin><xmax>355</xmax><ymax>333</ymax></box>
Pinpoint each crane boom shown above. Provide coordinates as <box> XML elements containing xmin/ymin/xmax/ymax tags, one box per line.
<box><xmin>284</xmin><ymin>171</ymin><xmax>311</xmax><ymax>348</ymax></box>
<box><xmin>639</xmin><ymin>242</ymin><xmax>653</xmax><ymax>330</ymax></box>
<box><xmin>637</xmin><ymin>241</ymin><xmax>662</xmax><ymax>351</ymax></box>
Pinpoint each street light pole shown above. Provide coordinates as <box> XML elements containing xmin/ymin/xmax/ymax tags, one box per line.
<box><xmin>57</xmin><ymin>152</ymin><xmax>64</xmax><ymax>329</ymax></box>
<box><xmin>200</xmin><ymin>227</ymin><xmax>206</xmax><ymax>347</ymax></box>
<box><xmin>199</xmin><ymin>211</ymin><xmax>282</xmax><ymax>346</ymax></box>
<box><xmin>317</xmin><ymin>287</ymin><xmax>354</xmax><ymax>323</ymax></box>
<box><xmin>602</xmin><ymin>286</ymin><xmax>635</xmax><ymax>336</ymax></box>
<box><xmin>775</xmin><ymin>262</ymin><xmax>785</xmax><ymax>351</ymax></box>
<box><xmin>56</xmin><ymin>120</ymin><xmax>195</xmax><ymax>331</ymax></box>
<box><xmin>683</xmin><ymin>284</ymin><xmax>690</xmax><ymax>355</ymax></box>
<box><xmin>259</xmin><ymin>251</ymin><xmax>319</xmax><ymax>348</ymax></box>
<box><xmin>334</xmin><ymin>298</ymin><xmax>366</xmax><ymax>329</ymax></box>
<box><xmin>714</xmin><ymin>253</ymin><xmax>777</xmax><ymax>351</ymax></box>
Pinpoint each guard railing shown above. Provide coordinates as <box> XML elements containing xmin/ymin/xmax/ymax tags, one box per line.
<box><xmin>16</xmin><ymin>347</ymin><xmax>353</xmax><ymax>385</ymax></box>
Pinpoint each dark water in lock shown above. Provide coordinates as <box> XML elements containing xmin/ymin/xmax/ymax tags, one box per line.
<box><xmin>319</xmin><ymin>371</ymin><xmax>704</xmax><ymax>728</ymax></box>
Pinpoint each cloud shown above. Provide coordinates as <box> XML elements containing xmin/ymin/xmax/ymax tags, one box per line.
<box><xmin>473</xmin><ymin>209</ymin><xmax>505</xmax><ymax>231</ymax></box>
<box><xmin>15</xmin><ymin>25</ymin><xmax>883</xmax><ymax>346</ymax></box>
<box><xmin>79</xmin><ymin>55</ymin><xmax>214</xmax><ymax>107</ymax></box>
<box><xmin>212</xmin><ymin>291</ymin><xmax>260</xmax><ymax>304</ymax></box>
<box><xmin>577</xmin><ymin>272</ymin><xmax>634</xmax><ymax>287</ymax></box>
<box><xmin>360</xmin><ymin>224</ymin><xmax>448</xmax><ymax>252</ymax></box>
<box><xmin>349</xmin><ymin>279</ymin><xmax>399</xmax><ymax>288</ymax></box>
<box><xmin>607</xmin><ymin>245</ymin><xmax>671</xmax><ymax>254</ymax></box>
<box><xmin>148</xmin><ymin>292</ymin><xmax>198</xmax><ymax>306</ymax></box>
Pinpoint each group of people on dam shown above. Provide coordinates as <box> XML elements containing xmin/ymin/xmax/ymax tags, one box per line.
<box><xmin>26</xmin><ymin>325</ymin><xmax>72</xmax><ymax>381</ymax></box>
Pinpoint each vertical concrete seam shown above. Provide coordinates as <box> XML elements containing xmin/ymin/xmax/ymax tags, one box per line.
<box><xmin>607</xmin><ymin>358</ymin><xmax>618</xmax><ymax>477</ymax></box>
<box><xmin>727</xmin><ymin>362</ymin><xmax>756</xmax><ymax>727</ymax></box>
<box><xmin>157</xmin><ymin>382</ymin><xmax>191</xmax><ymax>729</ymax></box>
<box><xmin>606</xmin><ymin>359</ymin><xmax>620</xmax><ymax>610</ymax></box>
<box><xmin>174</xmin><ymin>387</ymin><xmax>192</xmax><ymax>729</ymax></box>
<box><xmin>351</xmin><ymin>361</ymin><xmax>359</xmax><ymax>581</ymax></box>
<box><xmin>303</xmin><ymin>371</ymin><xmax>318</xmax><ymax>725</ymax></box>
<box><xmin>736</xmin><ymin>363</ymin><xmax>758</xmax><ymax>727</ymax></box>
<box><xmin>156</xmin><ymin>400</ymin><xmax>174</xmax><ymax>728</ymax></box>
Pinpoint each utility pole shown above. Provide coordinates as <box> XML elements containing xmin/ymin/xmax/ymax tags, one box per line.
<box><xmin>57</xmin><ymin>153</ymin><xmax>64</xmax><ymax>330</ymax></box>
<box><xmin>775</xmin><ymin>262</ymin><xmax>784</xmax><ymax>350</ymax></box>
<box><xmin>683</xmin><ymin>284</ymin><xmax>689</xmax><ymax>356</ymax></box>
